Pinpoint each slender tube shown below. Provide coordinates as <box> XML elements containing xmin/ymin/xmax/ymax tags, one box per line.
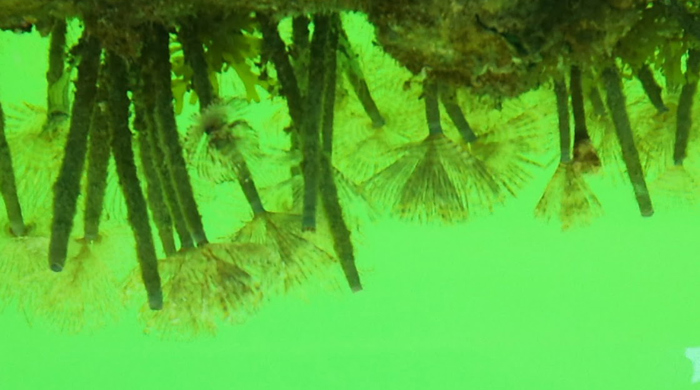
<box><xmin>292</xmin><ymin>15</ymin><xmax>310</xmax><ymax>59</ymax></box>
<box><xmin>146</xmin><ymin>24</ymin><xmax>208</xmax><ymax>246</ymax></box>
<box><xmin>133</xmin><ymin>89</ymin><xmax>177</xmax><ymax>257</ymax></box>
<box><xmin>259</xmin><ymin>13</ymin><xmax>304</xmax><ymax>129</ymax></box>
<box><xmin>570</xmin><ymin>66</ymin><xmax>589</xmax><ymax>147</ymax></box>
<box><xmin>299</xmin><ymin>14</ymin><xmax>332</xmax><ymax>231</ymax></box>
<box><xmin>237</xmin><ymin>163</ymin><xmax>266</xmax><ymax>216</ymax></box>
<box><xmin>178</xmin><ymin>18</ymin><xmax>216</xmax><ymax>111</ymax></box>
<box><xmin>637</xmin><ymin>64</ymin><xmax>668</xmax><ymax>113</ymax></box>
<box><xmin>44</xmin><ymin>18</ymin><xmax>69</xmax><ymax>133</ymax></box>
<box><xmin>83</xmin><ymin>77</ymin><xmax>111</xmax><ymax>242</ymax></box>
<box><xmin>602</xmin><ymin>66</ymin><xmax>653</xmax><ymax>217</ymax></box>
<box><xmin>105</xmin><ymin>51</ymin><xmax>162</xmax><ymax>310</ymax></box>
<box><xmin>49</xmin><ymin>33</ymin><xmax>101</xmax><ymax>272</ymax></box>
<box><xmin>137</xmin><ymin>64</ymin><xmax>194</xmax><ymax>250</ymax></box>
<box><xmin>588</xmin><ymin>85</ymin><xmax>607</xmax><ymax>117</ymax></box>
<box><xmin>322</xmin><ymin>15</ymin><xmax>339</xmax><ymax>155</ymax></box>
<box><xmin>0</xmin><ymin>102</ymin><xmax>26</xmax><ymax>237</ymax></box>
<box><xmin>674</xmin><ymin>49</ymin><xmax>700</xmax><ymax>166</ymax></box>
<box><xmin>439</xmin><ymin>83</ymin><xmax>477</xmax><ymax>143</ymax></box>
<box><xmin>291</xmin><ymin>15</ymin><xmax>310</xmax><ymax>98</ymax></box>
<box><xmin>423</xmin><ymin>77</ymin><xmax>443</xmax><ymax>136</ymax></box>
<box><xmin>259</xmin><ymin>14</ymin><xmax>305</xmax><ymax>200</ymax></box>
<box><xmin>319</xmin><ymin>14</ymin><xmax>361</xmax><ymax>292</ymax></box>
<box><xmin>554</xmin><ymin>75</ymin><xmax>571</xmax><ymax>163</ymax></box>
<box><xmin>337</xmin><ymin>25</ymin><xmax>385</xmax><ymax>128</ymax></box>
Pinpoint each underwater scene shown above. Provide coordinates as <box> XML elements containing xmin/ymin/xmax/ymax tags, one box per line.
<box><xmin>2</xmin><ymin>1</ymin><xmax>700</xmax><ymax>389</ymax></box>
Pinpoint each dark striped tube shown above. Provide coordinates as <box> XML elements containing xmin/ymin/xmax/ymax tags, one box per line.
<box><xmin>423</xmin><ymin>76</ymin><xmax>443</xmax><ymax>136</ymax></box>
<box><xmin>0</xmin><ymin>102</ymin><xmax>26</xmax><ymax>237</ymax></box>
<box><xmin>44</xmin><ymin>18</ymin><xmax>69</xmax><ymax>133</ymax></box>
<box><xmin>49</xmin><ymin>33</ymin><xmax>101</xmax><ymax>272</ymax></box>
<box><xmin>146</xmin><ymin>24</ymin><xmax>208</xmax><ymax>246</ymax></box>
<box><xmin>319</xmin><ymin>14</ymin><xmax>362</xmax><ymax>291</ymax></box>
<box><xmin>588</xmin><ymin>85</ymin><xmax>607</xmax><ymax>117</ymax></box>
<box><xmin>338</xmin><ymin>25</ymin><xmax>385</xmax><ymax>128</ymax></box>
<box><xmin>570</xmin><ymin>66</ymin><xmax>590</xmax><ymax>147</ymax></box>
<box><xmin>105</xmin><ymin>51</ymin><xmax>162</xmax><ymax>310</ymax></box>
<box><xmin>259</xmin><ymin>13</ymin><xmax>304</xmax><ymax>129</ymax></box>
<box><xmin>83</xmin><ymin>76</ymin><xmax>111</xmax><ymax>242</ymax></box>
<box><xmin>554</xmin><ymin>75</ymin><xmax>571</xmax><ymax>163</ymax></box>
<box><xmin>440</xmin><ymin>83</ymin><xmax>477</xmax><ymax>143</ymax></box>
<box><xmin>137</xmin><ymin>64</ymin><xmax>194</xmax><ymax>250</ymax></box>
<box><xmin>178</xmin><ymin>18</ymin><xmax>216</xmax><ymax>111</ymax></box>
<box><xmin>637</xmin><ymin>64</ymin><xmax>668</xmax><ymax>113</ymax></box>
<box><xmin>291</xmin><ymin>15</ymin><xmax>310</xmax><ymax>98</ymax></box>
<box><xmin>602</xmin><ymin>66</ymin><xmax>653</xmax><ymax>217</ymax></box>
<box><xmin>674</xmin><ymin>50</ymin><xmax>700</xmax><ymax>166</ymax></box>
<box><xmin>299</xmin><ymin>14</ymin><xmax>332</xmax><ymax>231</ymax></box>
<box><xmin>132</xmin><ymin>88</ymin><xmax>177</xmax><ymax>257</ymax></box>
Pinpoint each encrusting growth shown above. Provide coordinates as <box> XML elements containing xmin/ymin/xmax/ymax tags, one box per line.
<box><xmin>105</xmin><ymin>51</ymin><xmax>163</xmax><ymax>311</ymax></box>
<box><xmin>48</xmin><ymin>32</ymin><xmax>101</xmax><ymax>272</ymax></box>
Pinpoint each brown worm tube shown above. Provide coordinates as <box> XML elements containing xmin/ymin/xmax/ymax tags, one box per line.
<box><xmin>602</xmin><ymin>66</ymin><xmax>653</xmax><ymax>217</ymax></box>
<box><xmin>299</xmin><ymin>14</ymin><xmax>332</xmax><ymax>231</ymax></box>
<box><xmin>439</xmin><ymin>83</ymin><xmax>477</xmax><ymax>143</ymax></box>
<box><xmin>570</xmin><ymin>66</ymin><xmax>590</xmax><ymax>147</ymax></box>
<box><xmin>44</xmin><ymin>18</ymin><xmax>69</xmax><ymax>133</ymax></box>
<box><xmin>423</xmin><ymin>76</ymin><xmax>443</xmax><ymax>136</ymax></box>
<box><xmin>82</xmin><ymin>75</ymin><xmax>111</xmax><ymax>242</ymax></box>
<box><xmin>136</xmin><ymin>63</ymin><xmax>194</xmax><ymax>250</ymax></box>
<box><xmin>674</xmin><ymin>49</ymin><xmax>700</xmax><ymax>166</ymax></box>
<box><xmin>178</xmin><ymin>18</ymin><xmax>216</xmax><ymax>111</ymax></box>
<box><xmin>319</xmin><ymin>14</ymin><xmax>362</xmax><ymax>291</ymax></box>
<box><xmin>133</xmin><ymin>88</ymin><xmax>178</xmax><ymax>257</ymax></box>
<box><xmin>106</xmin><ymin>51</ymin><xmax>162</xmax><ymax>310</ymax></box>
<box><xmin>145</xmin><ymin>24</ymin><xmax>208</xmax><ymax>246</ymax></box>
<box><xmin>554</xmin><ymin>75</ymin><xmax>571</xmax><ymax>163</ymax></box>
<box><xmin>0</xmin><ymin>102</ymin><xmax>26</xmax><ymax>237</ymax></box>
<box><xmin>637</xmin><ymin>64</ymin><xmax>668</xmax><ymax>114</ymax></box>
<box><xmin>338</xmin><ymin>25</ymin><xmax>385</xmax><ymax>128</ymax></box>
<box><xmin>259</xmin><ymin>13</ymin><xmax>304</xmax><ymax>129</ymax></box>
<box><xmin>49</xmin><ymin>33</ymin><xmax>101</xmax><ymax>272</ymax></box>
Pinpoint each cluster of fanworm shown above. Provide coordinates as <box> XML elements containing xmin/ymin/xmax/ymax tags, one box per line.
<box><xmin>0</xmin><ymin>13</ymin><xmax>372</xmax><ymax>335</ymax></box>
<box><xmin>0</xmin><ymin>1</ymin><xmax>700</xmax><ymax>334</ymax></box>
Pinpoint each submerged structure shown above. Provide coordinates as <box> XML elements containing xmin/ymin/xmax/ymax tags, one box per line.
<box><xmin>0</xmin><ymin>0</ymin><xmax>699</xmax><ymax>336</ymax></box>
